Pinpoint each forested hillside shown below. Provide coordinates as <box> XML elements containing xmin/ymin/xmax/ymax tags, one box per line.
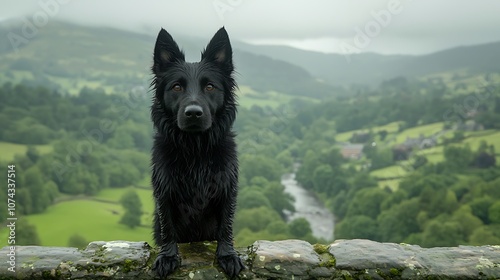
<box><xmin>291</xmin><ymin>79</ymin><xmax>500</xmax><ymax>246</ymax></box>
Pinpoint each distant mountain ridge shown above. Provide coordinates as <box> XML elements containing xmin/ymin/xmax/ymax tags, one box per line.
<box><xmin>0</xmin><ymin>20</ymin><xmax>343</xmax><ymax>98</ymax></box>
<box><xmin>234</xmin><ymin>40</ymin><xmax>500</xmax><ymax>86</ymax></box>
<box><xmin>0</xmin><ymin>20</ymin><xmax>499</xmax><ymax>95</ymax></box>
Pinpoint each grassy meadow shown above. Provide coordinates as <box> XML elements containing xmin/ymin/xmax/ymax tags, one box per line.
<box><xmin>0</xmin><ymin>142</ymin><xmax>53</xmax><ymax>162</ymax></box>
<box><xmin>1</xmin><ymin>187</ymin><xmax>155</xmax><ymax>247</ymax></box>
<box><xmin>347</xmin><ymin>121</ymin><xmax>500</xmax><ymax>191</ymax></box>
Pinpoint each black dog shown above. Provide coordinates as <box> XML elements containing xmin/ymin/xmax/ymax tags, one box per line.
<box><xmin>150</xmin><ymin>27</ymin><xmax>244</xmax><ymax>278</ymax></box>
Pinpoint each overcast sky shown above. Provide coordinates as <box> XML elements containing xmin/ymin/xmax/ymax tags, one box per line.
<box><xmin>1</xmin><ymin>0</ymin><xmax>500</xmax><ymax>55</ymax></box>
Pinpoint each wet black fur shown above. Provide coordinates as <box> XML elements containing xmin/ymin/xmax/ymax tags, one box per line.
<box><xmin>150</xmin><ymin>27</ymin><xmax>244</xmax><ymax>278</ymax></box>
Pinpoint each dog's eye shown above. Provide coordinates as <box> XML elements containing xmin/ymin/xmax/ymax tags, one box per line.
<box><xmin>205</xmin><ymin>83</ymin><xmax>215</xmax><ymax>91</ymax></box>
<box><xmin>172</xmin><ymin>83</ymin><xmax>182</xmax><ymax>92</ymax></box>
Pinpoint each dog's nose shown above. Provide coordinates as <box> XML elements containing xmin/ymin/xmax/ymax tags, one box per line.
<box><xmin>184</xmin><ymin>105</ymin><xmax>203</xmax><ymax>118</ymax></box>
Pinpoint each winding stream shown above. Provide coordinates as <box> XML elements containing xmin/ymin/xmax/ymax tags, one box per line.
<box><xmin>281</xmin><ymin>167</ymin><xmax>335</xmax><ymax>241</ymax></box>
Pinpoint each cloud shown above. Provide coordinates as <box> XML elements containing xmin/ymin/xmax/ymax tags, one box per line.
<box><xmin>1</xmin><ymin>0</ymin><xmax>500</xmax><ymax>54</ymax></box>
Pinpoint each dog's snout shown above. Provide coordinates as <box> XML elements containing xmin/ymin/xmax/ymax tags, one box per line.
<box><xmin>184</xmin><ymin>105</ymin><xmax>203</xmax><ymax>118</ymax></box>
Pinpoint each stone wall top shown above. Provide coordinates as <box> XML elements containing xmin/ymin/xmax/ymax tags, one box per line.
<box><xmin>1</xmin><ymin>239</ymin><xmax>499</xmax><ymax>279</ymax></box>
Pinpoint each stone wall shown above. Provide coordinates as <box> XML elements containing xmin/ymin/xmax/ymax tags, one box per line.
<box><xmin>0</xmin><ymin>239</ymin><xmax>499</xmax><ymax>279</ymax></box>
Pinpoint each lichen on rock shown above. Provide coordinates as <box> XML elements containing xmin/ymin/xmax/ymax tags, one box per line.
<box><xmin>0</xmin><ymin>239</ymin><xmax>499</xmax><ymax>279</ymax></box>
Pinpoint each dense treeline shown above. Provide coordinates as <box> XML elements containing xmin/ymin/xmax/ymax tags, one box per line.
<box><xmin>295</xmin><ymin>77</ymin><xmax>500</xmax><ymax>132</ymax></box>
<box><xmin>0</xmin><ymin>83</ymin><xmax>152</xmax><ymax>148</ymax></box>
<box><xmin>0</xmin><ymin>83</ymin><xmax>151</xmax><ymax>218</ymax></box>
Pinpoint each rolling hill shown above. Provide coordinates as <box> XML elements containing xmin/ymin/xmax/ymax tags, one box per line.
<box><xmin>1</xmin><ymin>20</ymin><xmax>499</xmax><ymax>100</ymax></box>
<box><xmin>234</xmin><ymin>40</ymin><xmax>500</xmax><ymax>86</ymax></box>
<box><xmin>0</xmin><ymin>20</ymin><xmax>343</xmax><ymax>102</ymax></box>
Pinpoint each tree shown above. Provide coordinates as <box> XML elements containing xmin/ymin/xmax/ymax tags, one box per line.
<box><xmin>346</xmin><ymin>187</ymin><xmax>390</xmax><ymax>219</ymax></box>
<box><xmin>469</xmin><ymin>226</ymin><xmax>500</xmax><ymax>246</ymax></box>
<box><xmin>239</xmin><ymin>155</ymin><xmax>283</xmax><ymax>182</ymax></box>
<box><xmin>119</xmin><ymin>190</ymin><xmax>143</xmax><ymax>228</ymax></box>
<box><xmin>443</xmin><ymin>145</ymin><xmax>473</xmax><ymax>171</ymax></box>
<box><xmin>289</xmin><ymin>218</ymin><xmax>312</xmax><ymax>238</ymax></box>
<box><xmin>238</xmin><ymin>189</ymin><xmax>271</xmax><ymax>210</ymax></box>
<box><xmin>16</xmin><ymin>219</ymin><xmax>41</xmax><ymax>245</ymax></box>
<box><xmin>263</xmin><ymin>182</ymin><xmax>295</xmax><ymax>216</ymax></box>
<box><xmin>421</xmin><ymin>219</ymin><xmax>463</xmax><ymax>247</ymax></box>
<box><xmin>267</xmin><ymin>220</ymin><xmax>289</xmax><ymax>235</ymax></box>
<box><xmin>24</xmin><ymin>167</ymin><xmax>51</xmax><ymax>213</ymax></box>
<box><xmin>412</xmin><ymin>155</ymin><xmax>428</xmax><ymax>170</ymax></box>
<box><xmin>469</xmin><ymin>197</ymin><xmax>494</xmax><ymax>224</ymax></box>
<box><xmin>16</xmin><ymin>188</ymin><xmax>32</xmax><ymax>215</ymax></box>
<box><xmin>451</xmin><ymin>205</ymin><xmax>483</xmax><ymax>238</ymax></box>
<box><xmin>336</xmin><ymin>215</ymin><xmax>378</xmax><ymax>240</ymax></box>
<box><xmin>488</xmin><ymin>201</ymin><xmax>500</xmax><ymax>224</ymax></box>
<box><xmin>473</xmin><ymin>152</ymin><xmax>496</xmax><ymax>169</ymax></box>
<box><xmin>329</xmin><ymin>190</ymin><xmax>349</xmax><ymax>220</ymax></box>
<box><xmin>378</xmin><ymin>130</ymin><xmax>388</xmax><ymax>141</ymax></box>
<box><xmin>370</xmin><ymin>148</ymin><xmax>393</xmax><ymax>170</ymax></box>
<box><xmin>377</xmin><ymin>198</ymin><xmax>420</xmax><ymax>242</ymax></box>
<box><xmin>26</xmin><ymin>146</ymin><xmax>40</xmax><ymax>163</ymax></box>
<box><xmin>312</xmin><ymin>164</ymin><xmax>334</xmax><ymax>193</ymax></box>
<box><xmin>68</xmin><ymin>234</ymin><xmax>88</xmax><ymax>249</ymax></box>
<box><xmin>234</xmin><ymin>206</ymin><xmax>282</xmax><ymax>234</ymax></box>
<box><xmin>296</xmin><ymin>150</ymin><xmax>319</xmax><ymax>189</ymax></box>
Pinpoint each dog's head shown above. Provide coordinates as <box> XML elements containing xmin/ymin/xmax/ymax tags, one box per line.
<box><xmin>151</xmin><ymin>27</ymin><xmax>236</xmax><ymax>134</ymax></box>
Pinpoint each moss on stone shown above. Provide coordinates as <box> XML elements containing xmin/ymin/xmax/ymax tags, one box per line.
<box><xmin>314</xmin><ymin>243</ymin><xmax>336</xmax><ymax>270</ymax></box>
<box><xmin>146</xmin><ymin>246</ymin><xmax>159</xmax><ymax>269</ymax></box>
<box><xmin>123</xmin><ymin>258</ymin><xmax>140</xmax><ymax>273</ymax></box>
<box><xmin>41</xmin><ymin>270</ymin><xmax>54</xmax><ymax>279</ymax></box>
<box><xmin>317</xmin><ymin>252</ymin><xmax>336</xmax><ymax>268</ymax></box>
<box><xmin>313</xmin><ymin>243</ymin><xmax>329</xmax><ymax>255</ymax></box>
<box><xmin>390</xmin><ymin>267</ymin><xmax>402</xmax><ymax>276</ymax></box>
<box><xmin>340</xmin><ymin>270</ymin><xmax>353</xmax><ymax>280</ymax></box>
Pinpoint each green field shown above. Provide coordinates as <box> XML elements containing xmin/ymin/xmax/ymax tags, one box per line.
<box><xmin>94</xmin><ymin>187</ymin><xmax>154</xmax><ymax>225</ymax></box>
<box><xmin>335</xmin><ymin>121</ymin><xmax>402</xmax><ymax>143</ymax></box>
<box><xmin>0</xmin><ymin>142</ymin><xmax>53</xmax><ymax>162</ymax></box>
<box><xmin>464</xmin><ymin>131</ymin><xmax>500</xmax><ymax>150</ymax></box>
<box><xmin>394</xmin><ymin>122</ymin><xmax>444</xmax><ymax>144</ymax></box>
<box><xmin>425</xmin><ymin>153</ymin><xmax>445</xmax><ymax>163</ymax></box>
<box><xmin>1</xmin><ymin>187</ymin><xmax>155</xmax><ymax>247</ymax></box>
<box><xmin>369</xmin><ymin>126</ymin><xmax>500</xmax><ymax>182</ymax></box>
<box><xmin>370</xmin><ymin>165</ymin><xmax>409</xmax><ymax>179</ymax></box>
<box><xmin>422</xmin><ymin>71</ymin><xmax>500</xmax><ymax>96</ymax></box>
<box><xmin>377</xmin><ymin>178</ymin><xmax>401</xmax><ymax>191</ymax></box>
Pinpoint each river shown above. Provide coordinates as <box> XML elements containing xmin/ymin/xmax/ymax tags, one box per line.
<box><xmin>281</xmin><ymin>168</ymin><xmax>335</xmax><ymax>241</ymax></box>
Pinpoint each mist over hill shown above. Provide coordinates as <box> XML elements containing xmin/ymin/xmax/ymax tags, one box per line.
<box><xmin>234</xmin><ymin>41</ymin><xmax>500</xmax><ymax>86</ymax></box>
<box><xmin>0</xmin><ymin>20</ymin><xmax>499</xmax><ymax>96</ymax></box>
<box><xmin>0</xmin><ymin>21</ymin><xmax>343</xmax><ymax>98</ymax></box>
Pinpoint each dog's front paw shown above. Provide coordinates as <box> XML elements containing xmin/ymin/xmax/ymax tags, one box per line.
<box><xmin>152</xmin><ymin>253</ymin><xmax>180</xmax><ymax>278</ymax></box>
<box><xmin>217</xmin><ymin>254</ymin><xmax>245</xmax><ymax>278</ymax></box>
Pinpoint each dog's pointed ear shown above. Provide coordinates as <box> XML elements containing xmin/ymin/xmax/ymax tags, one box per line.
<box><xmin>201</xmin><ymin>27</ymin><xmax>233</xmax><ymax>72</ymax></box>
<box><xmin>153</xmin><ymin>28</ymin><xmax>185</xmax><ymax>75</ymax></box>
